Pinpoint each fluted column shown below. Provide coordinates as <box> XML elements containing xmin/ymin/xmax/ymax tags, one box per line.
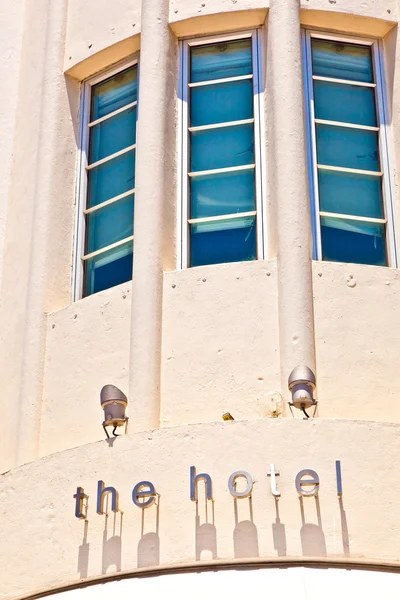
<box><xmin>266</xmin><ymin>0</ymin><xmax>317</xmax><ymax>410</ymax></box>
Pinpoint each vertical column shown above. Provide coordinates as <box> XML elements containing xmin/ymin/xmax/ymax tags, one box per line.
<box><xmin>0</xmin><ymin>0</ymin><xmax>73</xmax><ymax>471</ymax></box>
<box><xmin>266</xmin><ymin>0</ymin><xmax>316</xmax><ymax>409</ymax></box>
<box><xmin>129</xmin><ymin>0</ymin><xmax>176</xmax><ymax>430</ymax></box>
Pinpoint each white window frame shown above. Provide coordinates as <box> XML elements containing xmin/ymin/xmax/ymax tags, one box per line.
<box><xmin>303</xmin><ymin>29</ymin><xmax>398</xmax><ymax>267</ymax></box>
<box><xmin>177</xmin><ymin>29</ymin><xmax>267</xmax><ymax>270</ymax></box>
<box><xmin>73</xmin><ymin>56</ymin><xmax>139</xmax><ymax>301</ymax></box>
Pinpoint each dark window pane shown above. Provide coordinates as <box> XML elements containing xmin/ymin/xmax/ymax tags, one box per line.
<box><xmin>191</xmin><ymin>124</ymin><xmax>254</xmax><ymax>172</ymax></box>
<box><xmin>191</xmin><ymin>169</ymin><xmax>255</xmax><ymax>219</ymax></box>
<box><xmin>191</xmin><ymin>39</ymin><xmax>252</xmax><ymax>83</ymax></box>
<box><xmin>190</xmin><ymin>216</ymin><xmax>256</xmax><ymax>267</ymax></box>
<box><xmin>321</xmin><ymin>216</ymin><xmax>387</xmax><ymax>266</ymax></box>
<box><xmin>318</xmin><ymin>170</ymin><xmax>383</xmax><ymax>219</ymax></box>
<box><xmin>88</xmin><ymin>150</ymin><xmax>135</xmax><ymax>207</ymax></box>
<box><xmin>84</xmin><ymin>241</ymin><xmax>133</xmax><ymax>296</ymax></box>
<box><xmin>316</xmin><ymin>124</ymin><xmax>380</xmax><ymax>172</ymax></box>
<box><xmin>190</xmin><ymin>79</ymin><xmax>253</xmax><ymax>127</ymax></box>
<box><xmin>89</xmin><ymin>107</ymin><xmax>136</xmax><ymax>163</ymax></box>
<box><xmin>86</xmin><ymin>195</ymin><xmax>134</xmax><ymax>254</ymax></box>
<box><xmin>91</xmin><ymin>66</ymin><xmax>138</xmax><ymax>120</ymax></box>
<box><xmin>314</xmin><ymin>80</ymin><xmax>377</xmax><ymax>127</ymax></box>
<box><xmin>311</xmin><ymin>39</ymin><xmax>373</xmax><ymax>83</ymax></box>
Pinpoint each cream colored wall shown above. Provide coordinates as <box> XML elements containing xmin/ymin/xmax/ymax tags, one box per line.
<box><xmin>39</xmin><ymin>283</ymin><xmax>132</xmax><ymax>458</ymax></box>
<box><xmin>160</xmin><ymin>261</ymin><xmax>280</xmax><ymax>426</ymax></box>
<box><xmin>1</xmin><ymin>0</ymin><xmax>400</xmax><ymax>467</ymax></box>
<box><xmin>314</xmin><ymin>263</ymin><xmax>400</xmax><ymax>420</ymax></box>
<box><xmin>3</xmin><ymin>0</ymin><xmax>400</xmax><ymax>598</ymax></box>
<box><xmin>3</xmin><ymin>419</ymin><xmax>400</xmax><ymax>599</ymax></box>
<box><xmin>0</xmin><ymin>0</ymin><xmax>76</xmax><ymax>474</ymax></box>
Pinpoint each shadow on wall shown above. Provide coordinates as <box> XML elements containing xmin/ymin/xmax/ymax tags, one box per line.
<box><xmin>233</xmin><ymin>496</ymin><xmax>259</xmax><ymax>559</ymax></box>
<box><xmin>339</xmin><ymin>496</ymin><xmax>350</xmax><ymax>556</ymax></box>
<box><xmin>299</xmin><ymin>496</ymin><xmax>326</xmax><ymax>557</ymax></box>
<box><xmin>102</xmin><ymin>511</ymin><xmax>123</xmax><ymax>574</ymax></box>
<box><xmin>196</xmin><ymin>496</ymin><xmax>217</xmax><ymax>560</ymax></box>
<box><xmin>77</xmin><ymin>519</ymin><xmax>90</xmax><ymax>579</ymax></box>
<box><xmin>272</xmin><ymin>499</ymin><xmax>287</xmax><ymax>556</ymax></box>
<box><xmin>137</xmin><ymin>495</ymin><xmax>160</xmax><ymax>568</ymax></box>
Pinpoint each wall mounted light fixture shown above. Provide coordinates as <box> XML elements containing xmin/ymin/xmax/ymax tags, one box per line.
<box><xmin>288</xmin><ymin>366</ymin><xmax>317</xmax><ymax>418</ymax></box>
<box><xmin>100</xmin><ymin>384</ymin><xmax>129</xmax><ymax>438</ymax></box>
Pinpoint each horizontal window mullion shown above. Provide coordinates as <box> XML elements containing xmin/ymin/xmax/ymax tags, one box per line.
<box><xmin>320</xmin><ymin>211</ymin><xmax>386</xmax><ymax>224</ymax></box>
<box><xmin>188</xmin><ymin>210</ymin><xmax>256</xmax><ymax>225</ymax></box>
<box><xmin>312</xmin><ymin>75</ymin><xmax>376</xmax><ymax>88</ymax></box>
<box><xmin>188</xmin><ymin>164</ymin><xmax>255</xmax><ymax>178</ymax></box>
<box><xmin>189</xmin><ymin>118</ymin><xmax>254</xmax><ymax>133</ymax></box>
<box><xmin>188</xmin><ymin>74</ymin><xmax>253</xmax><ymax>88</ymax></box>
<box><xmin>317</xmin><ymin>164</ymin><xmax>383</xmax><ymax>177</ymax></box>
<box><xmin>86</xmin><ymin>144</ymin><xmax>136</xmax><ymax>170</ymax></box>
<box><xmin>82</xmin><ymin>235</ymin><xmax>134</xmax><ymax>261</ymax></box>
<box><xmin>88</xmin><ymin>101</ymin><xmax>138</xmax><ymax>128</ymax></box>
<box><xmin>314</xmin><ymin>118</ymin><xmax>379</xmax><ymax>132</ymax></box>
<box><xmin>84</xmin><ymin>189</ymin><xmax>135</xmax><ymax>215</ymax></box>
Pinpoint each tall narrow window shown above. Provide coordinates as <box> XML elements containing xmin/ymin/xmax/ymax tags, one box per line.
<box><xmin>304</xmin><ymin>32</ymin><xmax>396</xmax><ymax>267</ymax></box>
<box><xmin>180</xmin><ymin>32</ymin><xmax>265</xmax><ymax>268</ymax></box>
<box><xmin>75</xmin><ymin>61</ymin><xmax>138</xmax><ymax>298</ymax></box>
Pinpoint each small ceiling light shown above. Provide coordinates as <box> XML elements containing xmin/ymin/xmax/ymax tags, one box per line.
<box><xmin>222</xmin><ymin>412</ymin><xmax>235</xmax><ymax>421</ymax></box>
<box><xmin>288</xmin><ymin>366</ymin><xmax>317</xmax><ymax>418</ymax></box>
<box><xmin>100</xmin><ymin>384</ymin><xmax>129</xmax><ymax>438</ymax></box>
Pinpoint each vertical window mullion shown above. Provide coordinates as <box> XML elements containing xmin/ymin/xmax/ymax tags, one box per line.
<box><xmin>73</xmin><ymin>81</ymin><xmax>91</xmax><ymax>301</ymax></box>
<box><xmin>252</xmin><ymin>29</ymin><xmax>264</xmax><ymax>261</ymax></box>
<box><xmin>373</xmin><ymin>40</ymin><xmax>397</xmax><ymax>267</ymax></box>
<box><xmin>304</xmin><ymin>30</ymin><xmax>323</xmax><ymax>261</ymax></box>
<box><xmin>181</xmin><ymin>40</ymin><xmax>190</xmax><ymax>270</ymax></box>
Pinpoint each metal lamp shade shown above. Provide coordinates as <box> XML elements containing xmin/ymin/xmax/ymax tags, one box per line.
<box><xmin>100</xmin><ymin>384</ymin><xmax>128</xmax><ymax>427</ymax></box>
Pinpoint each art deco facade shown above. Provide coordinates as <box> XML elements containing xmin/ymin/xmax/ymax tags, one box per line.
<box><xmin>1</xmin><ymin>0</ymin><xmax>400</xmax><ymax>598</ymax></box>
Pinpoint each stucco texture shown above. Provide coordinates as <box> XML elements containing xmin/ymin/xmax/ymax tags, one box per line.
<box><xmin>160</xmin><ymin>261</ymin><xmax>280</xmax><ymax>425</ymax></box>
<box><xmin>39</xmin><ymin>283</ymin><xmax>132</xmax><ymax>458</ymax></box>
<box><xmin>2</xmin><ymin>419</ymin><xmax>400</xmax><ymax>600</ymax></box>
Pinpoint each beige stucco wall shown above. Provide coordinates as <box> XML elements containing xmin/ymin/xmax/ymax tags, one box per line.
<box><xmin>1</xmin><ymin>0</ymin><xmax>400</xmax><ymax>462</ymax></box>
<box><xmin>39</xmin><ymin>283</ymin><xmax>132</xmax><ymax>458</ymax></box>
<box><xmin>2</xmin><ymin>419</ymin><xmax>400</xmax><ymax>600</ymax></box>
<box><xmin>160</xmin><ymin>261</ymin><xmax>280</xmax><ymax>426</ymax></box>
<box><xmin>4</xmin><ymin>1</ymin><xmax>400</xmax><ymax>597</ymax></box>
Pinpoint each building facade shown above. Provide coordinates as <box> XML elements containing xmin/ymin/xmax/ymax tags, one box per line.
<box><xmin>1</xmin><ymin>0</ymin><xmax>400</xmax><ymax>598</ymax></box>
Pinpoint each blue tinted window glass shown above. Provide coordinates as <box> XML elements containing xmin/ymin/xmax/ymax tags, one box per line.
<box><xmin>91</xmin><ymin>66</ymin><xmax>138</xmax><ymax>120</ymax></box>
<box><xmin>311</xmin><ymin>39</ymin><xmax>373</xmax><ymax>83</ymax></box>
<box><xmin>88</xmin><ymin>150</ymin><xmax>136</xmax><ymax>208</ymax></box>
<box><xmin>84</xmin><ymin>241</ymin><xmax>133</xmax><ymax>296</ymax></box>
<box><xmin>191</xmin><ymin>39</ymin><xmax>252</xmax><ymax>83</ymax></box>
<box><xmin>321</xmin><ymin>216</ymin><xmax>387</xmax><ymax>266</ymax></box>
<box><xmin>86</xmin><ymin>195</ymin><xmax>134</xmax><ymax>254</ymax></box>
<box><xmin>190</xmin><ymin>216</ymin><xmax>256</xmax><ymax>267</ymax></box>
<box><xmin>191</xmin><ymin>79</ymin><xmax>253</xmax><ymax>127</ymax></box>
<box><xmin>318</xmin><ymin>170</ymin><xmax>383</xmax><ymax>219</ymax></box>
<box><xmin>314</xmin><ymin>80</ymin><xmax>377</xmax><ymax>127</ymax></box>
<box><xmin>191</xmin><ymin>169</ymin><xmax>256</xmax><ymax>219</ymax></box>
<box><xmin>316</xmin><ymin>124</ymin><xmax>380</xmax><ymax>172</ymax></box>
<box><xmin>191</xmin><ymin>124</ymin><xmax>254</xmax><ymax>172</ymax></box>
<box><xmin>89</xmin><ymin>107</ymin><xmax>136</xmax><ymax>163</ymax></box>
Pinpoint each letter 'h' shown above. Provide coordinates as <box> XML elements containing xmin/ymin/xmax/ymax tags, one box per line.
<box><xmin>97</xmin><ymin>480</ymin><xmax>119</xmax><ymax>514</ymax></box>
<box><xmin>190</xmin><ymin>466</ymin><xmax>213</xmax><ymax>501</ymax></box>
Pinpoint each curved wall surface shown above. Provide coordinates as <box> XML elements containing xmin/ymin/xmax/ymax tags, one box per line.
<box><xmin>2</xmin><ymin>1</ymin><xmax>400</xmax><ymax>599</ymax></box>
<box><xmin>2</xmin><ymin>419</ymin><xmax>400</xmax><ymax>599</ymax></box>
